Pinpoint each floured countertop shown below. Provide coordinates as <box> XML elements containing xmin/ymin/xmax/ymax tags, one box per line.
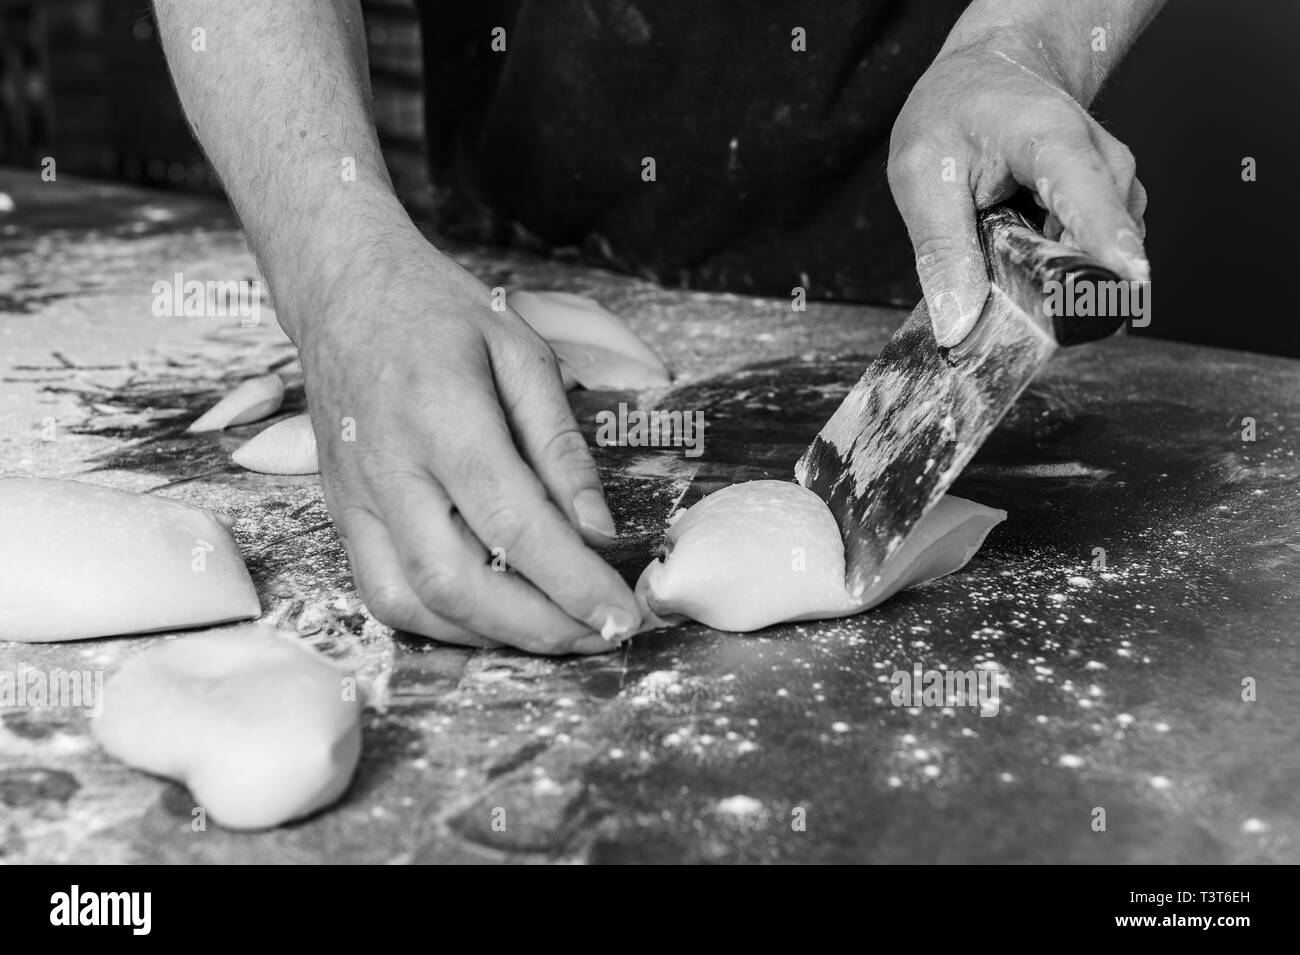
<box><xmin>2</xmin><ymin>170</ymin><xmax>1298</xmax><ymax>863</ymax></box>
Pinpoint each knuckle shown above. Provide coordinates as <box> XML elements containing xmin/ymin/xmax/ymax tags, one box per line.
<box><xmin>503</xmin><ymin>326</ymin><xmax>559</xmax><ymax>370</ymax></box>
<box><xmin>1028</xmin><ymin>119</ymin><xmax>1091</xmax><ymax>164</ymax></box>
<box><xmin>408</xmin><ymin>557</ymin><xmax>477</xmax><ymax>622</ymax></box>
<box><xmin>912</xmin><ymin>233</ymin><xmax>960</xmax><ymax>270</ymax></box>
<box><xmin>1111</xmin><ymin>143</ymin><xmax>1138</xmax><ymax>180</ymax></box>
<box><xmin>887</xmin><ymin>139</ymin><xmax>938</xmax><ymax>188</ymax></box>
<box><xmin>451</xmin><ymin>450</ymin><xmax>497</xmax><ymax>497</ymax></box>
<box><xmin>364</xmin><ymin>582</ymin><xmax>415</xmax><ymax>630</ymax></box>
<box><xmin>359</xmin><ymin>455</ymin><xmax>426</xmax><ymax>499</ymax></box>
<box><xmin>475</xmin><ymin>498</ymin><xmax>532</xmax><ymax>555</ymax></box>
<box><xmin>506</xmin><ymin>343</ymin><xmax>568</xmax><ymax>401</ymax></box>
<box><xmin>543</xmin><ymin>426</ymin><xmax>595</xmax><ymax>473</ymax></box>
<box><xmin>1129</xmin><ymin>178</ymin><xmax>1149</xmax><ymax>217</ymax></box>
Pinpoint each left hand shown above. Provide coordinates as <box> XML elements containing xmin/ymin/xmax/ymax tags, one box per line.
<box><xmin>887</xmin><ymin>34</ymin><xmax>1149</xmax><ymax>346</ymax></box>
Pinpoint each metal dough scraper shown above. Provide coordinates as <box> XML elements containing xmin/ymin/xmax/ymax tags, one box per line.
<box><xmin>795</xmin><ymin>204</ymin><xmax>1130</xmax><ymax>599</ymax></box>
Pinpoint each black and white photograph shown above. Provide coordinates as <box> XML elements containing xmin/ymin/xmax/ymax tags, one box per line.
<box><xmin>0</xmin><ymin>0</ymin><xmax>1294</xmax><ymax>898</ymax></box>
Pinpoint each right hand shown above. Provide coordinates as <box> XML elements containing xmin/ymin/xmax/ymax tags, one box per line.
<box><xmin>293</xmin><ymin>226</ymin><xmax>641</xmax><ymax>654</ymax></box>
<box><xmin>887</xmin><ymin>33</ymin><xmax>1149</xmax><ymax>347</ymax></box>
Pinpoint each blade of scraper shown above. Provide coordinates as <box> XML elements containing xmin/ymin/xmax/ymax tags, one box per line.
<box><xmin>794</xmin><ymin>289</ymin><xmax>1056</xmax><ymax>600</ymax></box>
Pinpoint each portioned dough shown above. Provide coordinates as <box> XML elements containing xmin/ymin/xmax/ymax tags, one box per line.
<box><xmin>635</xmin><ymin>480</ymin><xmax>1005</xmax><ymax>632</ymax></box>
<box><xmin>508</xmin><ymin>290</ymin><xmax>671</xmax><ymax>390</ymax></box>
<box><xmin>92</xmin><ymin>625</ymin><xmax>362</xmax><ymax>830</ymax></box>
<box><xmin>231</xmin><ymin>412</ymin><xmax>318</xmax><ymax>475</ymax></box>
<box><xmin>0</xmin><ymin>478</ymin><xmax>260</xmax><ymax>642</ymax></box>
<box><xmin>189</xmin><ymin>373</ymin><xmax>284</xmax><ymax>432</ymax></box>
<box><xmin>229</xmin><ymin>291</ymin><xmax>669</xmax><ymax>475</ymax></box>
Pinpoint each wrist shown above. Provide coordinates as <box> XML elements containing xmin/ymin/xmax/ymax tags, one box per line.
<box><xmin>257</xmin><ymin>177</ymin><xmax>424</xmax><ymax>348</ymax></box>
<box><xmin>938</xmin><ymin>2</ymin><xmax>1099</xmax><ymax>104</ymax></box>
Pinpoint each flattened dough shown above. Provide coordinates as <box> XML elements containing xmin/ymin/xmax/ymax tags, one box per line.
<box><xmin>188</xmin><ymin>373</ymin><xmax>284</xmax><ymax>432</ymax></box>
<box><xmin>230</xmin><ymin>290</ymin><xmax>669</xmax><ymax>475</ymax></box>
<box><xmin>231</xmin><ymin>412</ymin><xmax>318</xmax><ymax>475</ymax></box>
<box><xmin>635</xmin><ymin>480</ymin><xmax>1005</xmax><ymax>632</ymax></box>
<box><xmin>92</xmin><ymin>625</ymin><xmax>361</xmax><ymax>830</ymax></box>
<box><xmin>508</xmin><ymin>290</ymin><xmax>671</xmax><ymax>391</ymax></box>
<box><xmin>0</xmin><ymin>478</ymin><xmax>260</xmax><ymax>642</ymax></box>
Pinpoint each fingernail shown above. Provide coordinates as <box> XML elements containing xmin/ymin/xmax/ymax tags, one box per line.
<box><xmin>930</xmin><ymin>290</ymin><xmax>981</xmax><ymax>348</ymax></box>
<box><xmin>1115</xmin><ymin>228</ymin><xmax>1150</xmax><ymax>282</ymax></box>
<box><xmin>592</xmin><ymin>605</ymin><xmax>634</xmax><ymax>642</ymax></box>
<box><xmin>573</xmin><ymin>487</ymin><xmax>617</xmax><ymax>539</ymax></box>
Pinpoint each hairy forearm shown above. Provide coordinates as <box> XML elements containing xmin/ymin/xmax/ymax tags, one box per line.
<box><xmin>941</xmin><ymin>0</ymin><xmax>1167</xmax><ymax>104</ymax></box>
<box><xmin>152</xmin><ymin>0</ymin><xmax>413</xmax><ymax>341</ymax></box>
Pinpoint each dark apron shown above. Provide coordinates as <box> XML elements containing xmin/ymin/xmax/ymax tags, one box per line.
<box><xmin>415</xmin><ymin>0</ymin><xmax>969</xmax><ymax>304</ymax></box>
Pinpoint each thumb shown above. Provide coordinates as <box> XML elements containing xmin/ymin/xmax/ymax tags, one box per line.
<box><xmin>907</xmin><ymin>201</ymin><xmax>988</xmax><ymax>348</ymax></box>
<box><xmin>888</xmin><ymin>148</ymin><xmax>988</xmax><ymax>346</ymax></box>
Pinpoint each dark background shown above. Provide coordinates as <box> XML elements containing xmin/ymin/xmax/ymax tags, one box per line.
<box><xmin>2</xmin><ymin>0</ymin><xmax>1297</xmax><ymax>356</ymax></box>
<box><xmin>1091</xmin><ymin>0</ymin><xmax>1300</xmax><ymax>357</ymax></box>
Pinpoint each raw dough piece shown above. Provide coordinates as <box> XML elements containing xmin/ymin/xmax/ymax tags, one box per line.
<box><xmin>508</xmin><ymin>290</ymin><xmax>671</xmax><ymax>390</ymax></box>
<box><xmin>0</xmin><ymin>478</ymin><xmax>260</xmax><ymax>642</ymax></box>
<box><xmin>635</xmin><ymin>480</ymin><xmax>1005</xmax><ymax>632</ymax></box>
<box><xmin>188</xmin><ymin>373</ymin><xmax>284</xmax><ymax>432</ymax></box>
<box><xmin>92</xmin><ymin>625</ymin><xmax>361</xmax><ymax>830</ymax></box>
<box><xmin>231</xmin><ymin>413</ymin><xmax>318</xmax><ymax>475</ymax></box>
<box><xmin>229</xmin><ymin>291</ymin><xmax>669</xmax><ymax>475</ymax></box>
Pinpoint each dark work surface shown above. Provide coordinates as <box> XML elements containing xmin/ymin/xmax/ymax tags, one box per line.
<box><xmin>1</xmin><ymin>170</ymin><xmax>1297</xmax><ymax>863</ymax></box>
<box><xmin>581</xmin><ymin>345</ymin><xmax>1300</xmax><ymax>863</ymax></box>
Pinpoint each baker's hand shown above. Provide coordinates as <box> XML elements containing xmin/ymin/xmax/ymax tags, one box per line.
<box><xmin>294</xmin><ymin>227</ymin><xmax>640</xmax><ymax>654</ymax></box>
<box><xmin>888</xmin><ymin>34</ymin><xmax>1149</xmax><ymax>346</ymax></box>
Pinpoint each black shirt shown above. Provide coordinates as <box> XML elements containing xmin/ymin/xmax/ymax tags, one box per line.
<box><xmin>415</xmin><ymin>0</ymin><xmax>969</xmax><ymax>304</ymax></box>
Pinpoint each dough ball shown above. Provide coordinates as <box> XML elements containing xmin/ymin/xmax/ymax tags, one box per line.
<box><xmin>92</xmin><ymin>625</ymin><xmax>362</xmax><ymax>830</ymax></box>
<box><xmin>231</xmin><ymin>413</ymin><xmax>319</xmax><ymax>475</ymax></box>
<box><xmin>638</xmin><ymin>480</ymin><xmax>855</xmax><ymax>632</ymax></box>
<box><xmin>189</xmin><ymin>373</ymin><xmax>285</xmax><ymax>432</ymax></box>
<box><xmin>635</xmin><ymin>479</ymin><xmax>1005</xmax><ymax>633</ymax></box>
<box><xmin>0</xmin><ymin>478</ymin><xmax>260</xmax><ymax>642</ymax></box>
